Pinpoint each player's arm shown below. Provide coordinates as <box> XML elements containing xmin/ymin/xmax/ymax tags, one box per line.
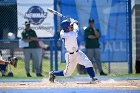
<box><xmin>87</xmin><ymin>29</ymin><xmax>100</xmax><ymax>39</ymax></box>
<box><xmin>21</xmin><ymin>33</ymin><xmax>32</xmax><ymax>42</ymax></box>
<box><xmin>0</xmin><ymin>56</ymin><xmax>9</xmax><ymax>64</ymax></box>
<box><xmin>69</xmin><ymin>18</ymin><xmax>79</xmax><ymax>32</ymax></box>
<box><xmin>73</xmin><ymin>23</ymin><xmax>79</xmax><ymax>32</ymax></box>
<box><xmin>84</xmin><ymin>28</ymin><xmax>96</xmax><ymax>39</ymax></box>
<box><xmin>93</xmin><ymin>28</ymin><xmax>100</xmax><ymax>38</ymax></box>
<box><xmin>0</xmin><ymin>53</ymin><xmax>5</xmax><ymax>64</ymax></box>
<box><xmin>60</xmin><ymin>30</ymin><xmax>71</xmax><ymax>38</ymax></box>
<box><xmin>0</xmin><ymin>51</ymin><xmax>17</xmax><ymax>67</ymax></box>
<box><xmin>60</xmin><ymin>30</ymin><xmax>66</xmax><ymax>38</ymax></box>
<box><xmin>0</xmin><ymin>50</ymin><xmax>4</xmax><ymax>64</ymax></box>
<box><xmin>30</xmin><ymin>30</ymin><xmax>38</xmax><ymax>41</ymax></box>
<box><xmin>0</xmin><ymin>59</ymin><xmax>10</xmax><ymax>65</ymax></box>
<box><xmin>30</xmin><ymin>37</ymin><xmax>37</xmax><ymax>41</ymax></box>
<box><xmin>0</xmin><ymin>58</ymin><xmax>18</xmax><ymax>68</ymax></box>
<box><xmin>0</xmin><ymin>59</ymin><xmax>5</xmax><ymax>64</ymax></box>
<box><xmin>88</xmin><ymin>35</ymin><xmax>97</xmax><ymax>39</ymax></box>
<box><xmin>22</xmin><ymin>38</ymin><xmax>32</xmax><ymax>42</ymax></box>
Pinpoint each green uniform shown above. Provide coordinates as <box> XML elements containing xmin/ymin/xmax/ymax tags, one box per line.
<box><xmin>21</xmin><ymin>29</ymin><xmax>40</xmax><ymax>48</ymax></box>
<box><xmin>21</xmin><ymin>29</ymin><xmax>42</xmax><ymax>74</ymax></box>
<box><xmin>84</xmin><ymin>27</ymin><xmax>100</xmax><ymax>48</ymax></box>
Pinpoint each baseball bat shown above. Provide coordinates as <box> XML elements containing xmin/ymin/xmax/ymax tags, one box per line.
<box><xmin>47</xmin><ymin>8</ymin><xmax>78</xmax><ymax>25</ymax></box>
<box><xmin>47</xmin><ymin>8</ymin><xmax>68</xmax><ymax>19</ymax></box>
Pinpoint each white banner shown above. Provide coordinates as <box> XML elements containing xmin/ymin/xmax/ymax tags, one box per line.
<box><xmin>17</xmin><ymin>0</ymin><xmax>54</xmax><ymax>38</ymax></box>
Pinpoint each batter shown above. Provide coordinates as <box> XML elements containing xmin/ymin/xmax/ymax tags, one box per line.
<box><xmin>49</xmin><ymin>19</ymin><xmax>98</xmax><ymax>83</ymax></box>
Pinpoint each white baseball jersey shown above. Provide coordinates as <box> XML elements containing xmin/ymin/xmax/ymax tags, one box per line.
<box><xmin>60</xmin><ymin>23</ymin><xmax>79</xmax><ymax>52</ymax></box>
<box><xmin>60</xmin><ymin>22</ymin><xmax>93</xmax><ymax>77</ymax></box>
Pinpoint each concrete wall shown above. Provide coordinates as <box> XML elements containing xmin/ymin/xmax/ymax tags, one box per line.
<box><xmin>132</xmin><ymin>1</ymin><xmax>140</xmax><ymax>73</ymax></box>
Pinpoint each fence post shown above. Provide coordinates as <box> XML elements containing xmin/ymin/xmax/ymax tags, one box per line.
<box><xmin>128</xmin><ymin>0</ymin><xmax>132</xmax><ymax>73</ymax></box>
<box><xmin>54</xmin><ymin>0</ymin><xmax>58</xmax><ymax>71</ymax></box>
<box><xmin>50</xmin><ymin>39</ymin><xmax>53</xmax><ymax>71</ymax></box>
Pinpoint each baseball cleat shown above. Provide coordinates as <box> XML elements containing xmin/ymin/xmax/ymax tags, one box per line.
<box><xmin>36</xmin><ymin>73</ymin><xmax>43</xmax><ymax>77</ymax></box>
<box><xmin>90</xmin><ymin>77</ymin><xmax>100</xmax><ymax>84</ymax></box>
<box><xmin>26</xmin><ymin>73</ymin><xmax>32</xmax><ymax>77</ymax></box>
<box><xmin>100</xmin><ymin>71</ymin><xmax>107</xmax><ymax>76</ymax></box>
<box><xmin>49</xmin><ymin>71</ymin><xmax>56</xmax><ymax>83</ymax></box>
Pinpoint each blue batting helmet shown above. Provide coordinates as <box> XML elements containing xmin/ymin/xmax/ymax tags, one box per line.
<box><xmin>61</xmin><ymin>20</ymin><xmax>71</xmax><ymax>32</ymax></box>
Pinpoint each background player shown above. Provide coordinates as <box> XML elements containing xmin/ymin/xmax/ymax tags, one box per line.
<box><xmin>0</xmin><ymin>51</ymin><xmax>17</xmax><ymax>67</ymax></box>
<box><xmin>21</xmin><ymin>21</ymin><xmax>43</xmax><ymax>77</ymax></box>
<box><xmin>49</xmin><ymin>19</ymin><xmax>98</xmax><ymax>83</ymax></box>
<box><xmin>84</xmin><ymin>18</ymin><xmax>107</xmax><ymax>75</ymax></box>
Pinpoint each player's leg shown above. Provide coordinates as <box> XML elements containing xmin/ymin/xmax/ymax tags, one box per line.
<box><xmin>32</xmin><ymin>48</ymin><xmax>43</xmax><ymax>76</ymax></box>
<box><xmin>32</xmin><ymin>49</ymin><xmax>43</xmax><ymax>73</ymax></box>
<box><xmin>94</xmin><ymin>48</ymin><xmax>107</xmax><ymax>75</ymax></box>
<box><xmin>23</xmin><ymin>49</ymin><xmax>32</xmax><ymax>77</ymax></box>
<box><xmin>0</xmin><ymin>54</ymin><xmax>9</xmax><ymax>76</ymax></box>
<box><xmin>86</xmin><ymin>49</ymin><xmax>94</xmax><ymax>63</ymax></box>
<box><xmin>49</xmin><ymin>53</ymin><xmax>77</xmax><ymax>82</ymax></box>
<box><xmin>0</xmin><ymin>64</ymin><xmax>7</xmax><ymax>76</ymax></box>
<box><xmin>52</xmin><ymin>53</ymin><xmax>77</xmax><ymax>77</ymax></box>
<box><xmin>63</xmin><ymin>53</ymin><xmax>77</xmax><ymax>77</ymax></box>
<box><xmin>77</xmin><ymin>50</ymin><xmax>98</xmax><ymax>82</ymax></box>
<box><xmin>87</xmin><ymin>49</ymin><xmax>98</xmax><ymax>73</ymax></box>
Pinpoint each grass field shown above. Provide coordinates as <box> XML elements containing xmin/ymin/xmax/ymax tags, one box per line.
<box><xmin>0</xmin><ymin>58</ymin><xmax>140</xmax><ymax>80</ymax></box>
<box><xmin>0</xmin><ymin>59</ymin><xmax>69</xmax><ymax>79</ymax></box>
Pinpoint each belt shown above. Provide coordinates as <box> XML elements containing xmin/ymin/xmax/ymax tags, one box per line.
<box><xmin>68</xmin><ymin>50</ymin><xmax>78</xmax><ymax>54</ymax></box>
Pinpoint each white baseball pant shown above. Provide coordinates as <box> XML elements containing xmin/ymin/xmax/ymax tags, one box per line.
<box><xmin>63</xmin><ymin>50</ymin><xmax>93</xmax><ymax>77</ymax></box>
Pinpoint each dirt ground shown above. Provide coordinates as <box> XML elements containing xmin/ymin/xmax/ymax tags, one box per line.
<box><xmin>0</xmin><ymin>79</ymin><xmax>140</xmax><ymax>90</ymax></box>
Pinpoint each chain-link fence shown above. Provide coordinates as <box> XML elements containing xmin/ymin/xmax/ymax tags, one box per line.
<box><xmin>59</xmin><ymin>0</ymin><xmax>131</xmax><ymax>75</ymax></box>
<box><xmin>0</xmin><ymin>1</ymin><xmax>58</xmax><ymax>77</ymax></box>
<box><xmin>0</xmin><ymin>0</ymin><xmax>133</xmax><ymax>78</ymax></box>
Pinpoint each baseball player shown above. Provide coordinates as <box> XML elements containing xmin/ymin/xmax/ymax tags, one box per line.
<box><xmin>49</xmin><ymin>19</ymin><xmax>98</xmax><ymax>83</ymax></box>
<box><xmin>0</xmin><ymin>51</ymin><xmax>17</xmax><ymax>67</ymax></box>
